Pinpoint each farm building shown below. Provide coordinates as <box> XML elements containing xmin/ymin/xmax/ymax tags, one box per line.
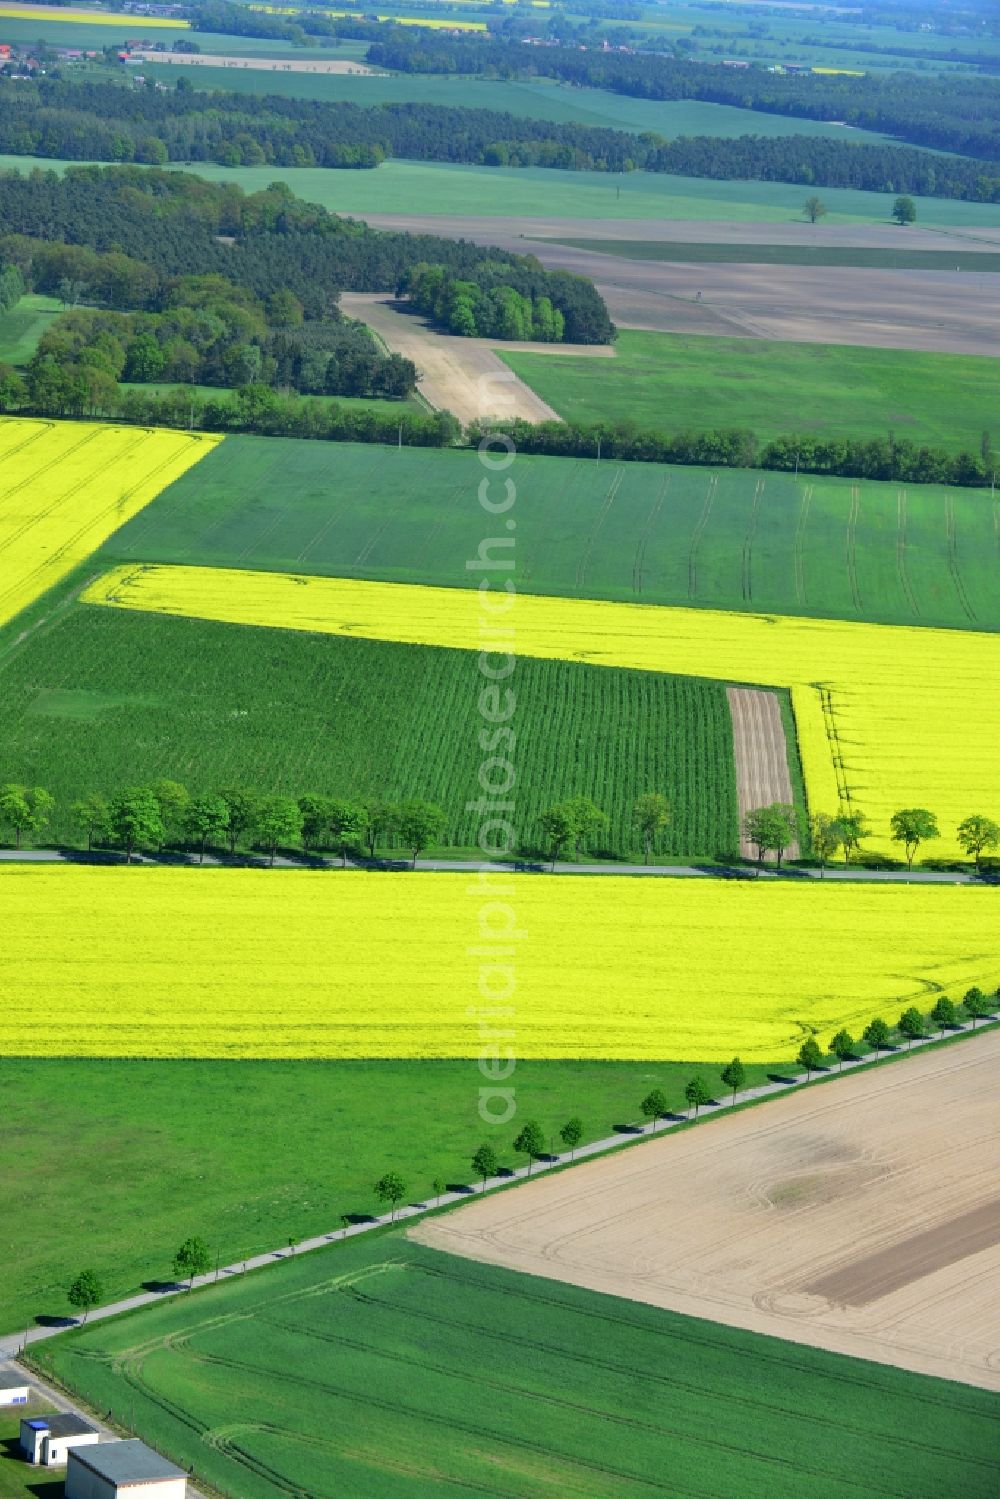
<box><xmin>65</xmin><ymin>1440</ymin><xmax>187</xmax><ymax>1499</ymax></box>
<box><xmin>0</xmin><ymin>1366</ymin><xmax>29</xmax><ymax>1406</ymax></box>
<box><xmin>20</xmin><ymin>1413</ymin><xmax>99</xmax><ymax>1466</ymax></box>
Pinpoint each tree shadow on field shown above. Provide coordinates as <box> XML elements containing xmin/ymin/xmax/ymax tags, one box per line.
<box><xmin>445</xmin><ymin>1183</ymin><xmax>475</xmax><ymax>1196</ymax></box>
<box><xmin>613</xmin><ymin>1123</ymin><xmax>645</xmax><ymax>1135</ymax></box>
<box><xmin>693</xmin><ymin>863</ymin><xmax>756</xmax><ymax>881</ymax></box>
<box><xmin>766</xmin><ymin>1072</ymin><xmax>799</xmax><ymax>1087</ymax></box>
<box><xmin>343</xmin><ymin>1212</ymin><xmax>378</xmax><ymax>1226</ymax></box>
<box><xmin>34</xmin><ymin>1314</ymin><xmax>76</xmax><ymax>1328</ymax></box>
<box><xmin>140</xmin><ymin>1279</ymin><xmax>185</xmax><ymax>1295</ymax></box>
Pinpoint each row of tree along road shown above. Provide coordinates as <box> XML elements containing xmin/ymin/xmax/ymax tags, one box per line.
<box><xmin>2</xmin><ymin>782</ymin><xmax>999</xmax><ymax>874</ymax></box>
<box><xmin>58</xmin><ymin>990</ymin><xmax>998</xmax><ymax>1327</ymax></box>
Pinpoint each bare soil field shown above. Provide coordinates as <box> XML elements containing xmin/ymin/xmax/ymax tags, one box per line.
<box><xmin>128</xmin><ymin>50</ymin><xmax>380</xmax><ymax>73</ymax></box>
<box><xmin>415</xmin><ymin>1029</ymin><xmax>1000</xmax><ymax>1390</ymax></box>
<box><xmin>358</xmin><ymin>215</ymin><xmax>1000</xmax><ymax>355</ymax></box>
<box><xmin>727</xmin><ymin>686</ymin><xmax>799</xmax><ymax>859</ymax></box>
<box><xmin>341</xmin><ymin>293</ymin><xmax>613</xmax><ymax>425</ymax></box>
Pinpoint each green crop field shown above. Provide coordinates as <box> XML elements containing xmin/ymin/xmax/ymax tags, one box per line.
<box><xmin>0</xmin><ymin>606</ymin><xmax>740</xmax><ymax>854</ymax></box>
<box><xmin>0</xmin><ymin>1056</ymin><xmax>777</xmax><ymax>1334</ymax></box>
<box><xmin>503</xmin><ymin>331</ymin><xmax>1000</xmax><ymax>456</ymax></box>
<box><xmin>84</xmin><ymin>436</ymin><xmax>1000</xmax><ymax>633</ymax></box>
<box><xmin>0</xmin><ymin>294</ymin><xmax>62</xmax><ymax>366</ymax></box>
<box><xmin>538</xmin><ymin>239</ymin><xmax>1000</xmax><ymax>273</ymax></box>
<box><xmin>4</xmin><ymin>153</ymin><xmax>1000</xmax><ymax>227</ymax></box>
<box><xmin>32</xmin><ymin>1228</ymin><xmax>1000</xmax><ymax>1499</ymax></box>
<box><xmin>135</xmin><ymin>60</ymin><xmax>893</xmax><ymax>142</ymax></box>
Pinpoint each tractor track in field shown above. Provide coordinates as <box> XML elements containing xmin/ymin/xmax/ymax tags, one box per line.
<box><xmin>896</xmin><ymin>489</ymin><xmax>921</xmax><ymax>618</ymax></box>
<box><xmin>575</xmin><ymin>466</ymin><xmax>625</xmax><ymax>592</ymax></box>
<box><xmin>846</xmin><ymin>486</ymin><xmax>863</xmax><ymax>614</ymax></box>
<box><xmin>632</xmin><ymin>474</ymin><xmax>669</xmax><ymax>595</ymax></box>
<box><xmin>687</xmin><ymin>473</ymin><xmax>718</xmax><ymax>600</ymax></box>
<box><xmin>793</xmin><ymin>484</ymin><xmax>812</xmax><ymax>609</ymax></box>
<box><xmin>741</xmin><ymin>476</ymin><xmax>765</xmax><ymax>605</ymax></box>
<box><xmin>945</xmin><ymin>494</ymin><xmax>978</xmax><ymax>622</ymax></box>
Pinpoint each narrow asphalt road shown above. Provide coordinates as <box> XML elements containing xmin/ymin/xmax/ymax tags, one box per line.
<box><xmin>2</xmin><ymin>1015</ymin><xmax>995</xmax><ymax>1364</ymax></box>
<box><xmin>0</xmin><ymin>848</ymin><xmax>985</xmax><ymax>883</ymax></box>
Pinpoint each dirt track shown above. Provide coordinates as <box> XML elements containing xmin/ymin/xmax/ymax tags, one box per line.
<box><xmin>414</xmin><ymin>1029</ymin><xmax>1000</xmax><ymax>1390</ymax></box>
<box><xmin>357</xmin><ymin>215</ymin><xmax>1000</xmax><ymax>355</ymax></box>
<box><xmin>341</xmin><ymin>293</ymin><xmax>613</xmax><ymax>425</ymax></box>
<box><xmin>727</xmin><ymin>686</ymin><xmax>799</xmax><ymax>859</ymax></box>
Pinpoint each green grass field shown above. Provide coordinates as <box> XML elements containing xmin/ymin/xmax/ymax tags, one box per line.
<box><xmin>0</xmin><ymin>294</ymin><xmax>62</xmax><ymax>366</ymax></box>
<box><xmin>0</xmin><ymin>1056</ymin><xmax>776</xmax><ymax>1334</ymax></box>
<box><xmin>539</xmin><ymin>238</ymin><xmax>1000</xmax><ymax>273</ymax></box>
<box><xmin>85</xmin><ymin>436</ymin><xmax>1000</xmax><ymax>633</ymax></box>
<box><xmin>4</xmin><ymin>153</ymin><xmax>1000</xmax><ymax>226</ymax></box>
<box><xmin>502</xmin><ymin>330</ymin><xmax>1000</xmax><ymax>455</ymax></box>
<box><xmin>0</xmin><ymin>606</ymin><xmax>740</xmax><ymax>854</ymax></box>
<box><xmin>136</xmin><ymin>60</ymin><xmax>893</xmax><ymax>141</ymax></box>
<box><xmin>31</xmin><ymin>1227</ymin><xmax>1000</xmax><ymax>1499</ymax></box>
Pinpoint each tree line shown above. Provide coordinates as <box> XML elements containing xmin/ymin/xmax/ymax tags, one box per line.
<box><xmin>6</xmin><ymin>779</ymin><xmax>999</xmax><ymax>876</ymax></box>
<box><xmin>0</xmin><ymin>164</ymin><xmax>614</xmax><ymax>343</ymax></box>
<box><xmin>61</xmin><ymin>984</ymin><xmax>999</xmax><ymax>1319</ymax></box>
<box><xmin>4</xmin><ymin>71</ymin><xmax>1000</xmax><ymax>203</ymax></box>
<box><xmin>743</xmin><ymin>800</ymin><xmax>1000</xmax><ymax>873</ymax></box>
<box><xmin>0</xmin><ymin>780</ymin><xmax>451</xmax><ymax>867</ymax></box>
<box><xmin>366</xmin><ymin>31</ymin><xmax>1000</xmax><ymax>162</ymax></box>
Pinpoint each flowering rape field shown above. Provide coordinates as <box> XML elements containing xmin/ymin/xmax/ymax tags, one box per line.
<box><xmin>85</xmin><ymin>566</ymin><xmax>1000</xmax><ymax>859</ymax></box>
<box><xmin>2</xmin><ymin>867</ymin><xmax>997</xmax><ymax>1062</ymax></box>
<box><xmin>0</xmin><ymin>420</ymin><xmax>219</xmax><ymax>630</ymax></box>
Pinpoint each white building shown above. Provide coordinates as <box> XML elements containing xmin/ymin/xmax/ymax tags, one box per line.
<box><xmin>0</xmin><ymin>1366</ymin><xmax>29</xmax><ymax>1407</ymax></box>
<box><xmin>20</xmin><ymin>1413</ymin><xmax>99</xmax><ymax>1466</ymax></box>
<box><xmin>65</xmin><ymin>1440</ymin><xmax>187</xmax><ymax>1499</ymax></box>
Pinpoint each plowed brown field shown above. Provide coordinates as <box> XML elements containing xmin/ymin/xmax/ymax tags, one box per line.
<box><xmin>415</xmin><ymin>1030</ymin><xmax>1000</xmax><ymax>1390</ymax></box>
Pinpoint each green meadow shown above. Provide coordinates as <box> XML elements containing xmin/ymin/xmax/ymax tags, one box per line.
<box><xmin>79</xmin><ymin>436</ymin><xmax>1000</xmax><ymax>633</ymax></box>
<box><xmin>503</xmin><ymin>331</ymin><xmax>1000</xmax><ymax>455</ymax></box>
<box><xmin>0</xmin><ymin>294</ymin><xmax>62</xmax><ymax>366</ymax></box>
<box><xmin>31</xmin><ymin>1226</ymin><xmax>1000</xmax><ymax>1499</ymax></box>
<box><xmin>0</xmin><ymin>1056</ymin><xmax>774</xmax><ymax>1334</ymax></box>
<box><xmin>4</xmin><ymin>154</ymin><xmax>1000</xmax><ymax>226</ymax></box>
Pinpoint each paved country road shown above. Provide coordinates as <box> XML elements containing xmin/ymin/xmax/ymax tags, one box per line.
<box><xmin>2</xmin><ymin>1015</ymin><xmax>996</xmax><ymax>1364</ymax></box>
<box><xmin>0</xmin><ymin>847</ymin><xmax>987</xmax><ymax>882</ymax></box>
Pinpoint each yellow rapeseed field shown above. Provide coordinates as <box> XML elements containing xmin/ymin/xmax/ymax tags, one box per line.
<box><xmin>1</xmin><ymin>867</ymin><xmax>995</xmax><ymax>1061</ymax></box>
<box><xmin>0</xmin><ymin>420</ymin><xmax>219</xmax><ymax>630</ymax></box>
<box><xmin>0</xmin><ymin>4</ymin><xmax>186</xmax><ymax>23</ymax></box>
<box><xmin>85</xmin><ymin>567</ymin><xmax>1000</xmax><ymax>859</ymax></box>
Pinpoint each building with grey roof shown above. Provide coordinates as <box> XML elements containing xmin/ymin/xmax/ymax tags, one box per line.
<box><xmin>65</xmin><ymin>1439</ymin><xmax>187</xmax><ymax>1498</ymax></box>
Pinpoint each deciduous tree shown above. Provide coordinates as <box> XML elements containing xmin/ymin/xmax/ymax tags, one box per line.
<box><xmin>374</xmin><ymin>1171</ymin><xmax>407</xmax><ymax>1221</ymax></box>
<box><xmin>471</xmin><ymin>1142</ymin><xmax>498</xmax><ymax>1188</ymax></box>
<box><xmin>108</xmin><ymin>786</ymin><xmax>164</xmax><ymax>863</ymax></box>
<box><xmin>720</xmin><ymin>1056</ymin><xmax>745</xmax><ymax>1103</ymax></box>
<box><xmin>632</xmin><ymin>792</ymin><xmax>670</xmax><ymax>863</ymax></box>
<box><xmin>809</xmin><ymin>812</ymin><xmax>842</xmax><ymax>875</ymax></box>
<box><xmin>893</xmin><ymin>195</ymin><xmax>917</xmax><ymax>225</ymax></box>
<box><xmin>184</xmin><ymin>793</ymin><xmax>229</xmax><ymax>862</ymax></box>
<box><xmin>684</xmin><ymin>1075</ymin><xmax>712</xmax><ymax>1116</ymax></box>
<box><xmin>559</xmin><ymin>1117</ymin><xmax>584</xmax><ymax>1157</ymax></box>
<box><xmin>830</xmin><ymin>1028</ymin><xmax>855</xmax><ymax>1069</ymax></box>
<box><xmin>897</xmin><ymin>1005</ymin><xmax>926</xmax><ymax>1047</ymax></box>
<box><xmin>254</xmin><ymin>794</ymin><xmax>303</xmax><ymax>865</ymax></box>
<box><xmin>862</xmin><ymin>1016</ymin><xmax>891</xmax><ymax>1053</ymax></box>
<box><xmin>889</xmin><ymin>807</ymin><xmax>939</xmax><ymax>870</ymax></box>
<box><xmin>803</xmin><ymin>195</ymin><xmax>827</xmax><ymax>223</ymax></box>
<box><xmin>640</xmin><ymin>1087</ymin><xmax>669</xmax><ymax>1131</ymax></box>
<box><xmin>930</xmin><ymin>996</ymin><xmax>956</xmax><ymax>1035</ymax></box>
<box><xmin>513</xmin><ymin>1119</ymin><xmax>546</xmax><ymax>1173</ymax></box>
<box><xmin>743</xmin><ymin>802</ymin><xmax>799</xmax><ymax>871</ymax></box>
<box><xmin>797</xmin><ymin>1037</ymin><xmax>824</xmax><ymax>1077</ymax></box>
<box><xmin>71</xmin><ymin>792</ymin><xmax>111</xmax><ymax>851</ymax></box>
<box><xmin>68</xmin><ymin>1268</ymin><xmax>103</xmax><ymax>1323</ymax></box>
<box><xmin>173</xmin><ymin>1236</ymin><xmax>211</xmax><ymax>1289</ymax></box>
<box><xmin>395</xmin><ymin>798</ymin><xmax>447</xmax><ymax>868</ymax></box>
<box><xmin>0</xmin><ymin>783</ymin><xmax>54</xmax><ymax>849</ymax></box>
<box><xmin>956</xmin><ymin>814</ymin><xmax>1000</xmax><ymax>872</ymax></box>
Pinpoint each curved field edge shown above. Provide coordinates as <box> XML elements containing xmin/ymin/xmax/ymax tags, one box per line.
<box><xmin>1</xmin><ymin>866</ymin><xmax>997</xmax><ymax>1061</ymax></box>
<box><xmin>27</xmin><ymin>1229</ymin><xmax>1000</xmax><ymax>1499</ymax></box>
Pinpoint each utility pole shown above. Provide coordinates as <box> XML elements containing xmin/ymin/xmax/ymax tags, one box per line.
<box><xmin>596</xmin><ymin>436</ymin><xmax>601</xmax><ymax>467</ymax></box>
<box><xmin>398</xmin><ymin>421</ymin><xmax>403</xmax><ymax>449</ymax></box>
